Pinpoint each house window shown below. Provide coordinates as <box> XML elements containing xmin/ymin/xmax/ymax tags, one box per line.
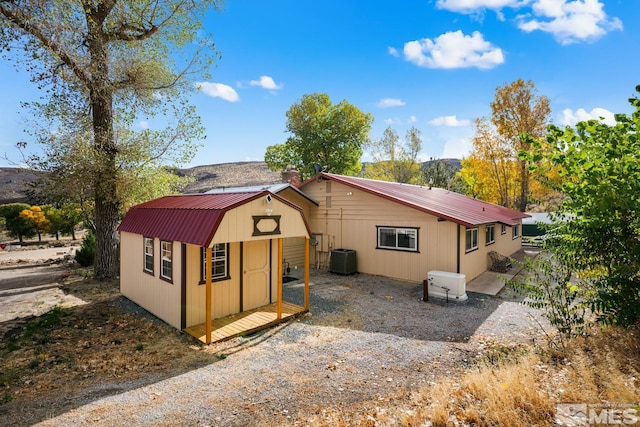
<box><xmin>144</xmin><ymin>237</ymin><xmax>154</xmax><ymax>274</ymax></box>
<box><xmin>201</xmin><ymin>243</ymin><xmax>229</xmax><ymax>283</ymax></box>
<box><xmin>512</xmin><ymin>224</ymin><xmax>520</xmax><ymax>239</ymax></box>
<box><xmin>501</xmin><ymin>224</ymin><xmax>507</xmax><ymax>234</ymax></box>
<box><xmin>485</xmin><ymin>225</ymin><xmax>495</xmax><ymax>246</ymax></box>
<box><xmin>160</xmin><ymin>240</ymin><xmax>173</xmax><ymax>282</ymax></box>
<box><xmin>377</xmin><ymin>227</ymin><xmax>418</xmax><ymax>252</ymax></box>
<box><xmin>465</xmin><ymin>228</ymin><xmax>479</xmax><ymax>252</ymax></box>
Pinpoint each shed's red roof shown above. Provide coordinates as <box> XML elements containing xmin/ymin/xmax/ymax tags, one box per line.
<box><xmin>300</xmin><ymin>173</ymin><xmax>529</xmax><ymax>227</ymax></box>
<box><xmin>117</xmin><ymin>191</ymin><xmax>277</xmax><ymax>247</ymax></box>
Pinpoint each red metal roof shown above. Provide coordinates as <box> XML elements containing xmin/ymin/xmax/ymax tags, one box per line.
<box><xmin>118</xmin><ymin>192</ymin><xmax>271</xmax><ymax>247</ymax></box>
<box><xmin>300</xmin><ymin>173</ymin><xmax>529</xmax><ymax>227</ymax></box>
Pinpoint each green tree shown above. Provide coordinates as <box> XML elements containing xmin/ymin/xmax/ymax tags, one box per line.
<box><xmin>265</xmin><ymin>93</ymin><xmax>373</xmax><ymax>180</ymax></box>
<box><xmin>0</xmin><ymin>203</ymin><xmax>34</xmax><ymax>242</ymax></box>
<box><xmin>422</xmin><ymin>158</ymin><xmax>463</xmax><ymax>191</ymax></box>
<box><xmin>0</xmin><ymin>0</ymin><xmax>221</xmax><ymax>279</ymax></box>
<box><xmin>522</xmin><ymin>85</ymin><xmax>640</xmax><ymax>326</ymax></box>
<box><xmin>363</xmin><ymin>126</ymin><xmax>423</xmax><ymax>184</ymax></box>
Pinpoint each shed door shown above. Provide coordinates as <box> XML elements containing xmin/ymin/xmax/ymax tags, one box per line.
<box><xmin>243</xmin><ymin>240</ymin><xmax>270</xmax><ymax>311</ymax></box>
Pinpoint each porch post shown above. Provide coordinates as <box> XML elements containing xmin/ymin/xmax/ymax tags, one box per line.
<box><xmin>206</xmin><ymin>246</ymin><xmax>212</xmax><ymax>344</ymax></box>
<box><xmin>304</xmin><ymin>237</ymin><xmax>310</xmax><ymax>310</ymax></box>
<box><xmin>277</xmin><ymin>238</ymin><xmax>283</xmax><ymax>319</ymax></box>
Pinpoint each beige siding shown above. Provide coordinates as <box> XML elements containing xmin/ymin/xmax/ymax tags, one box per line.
<box><xmin>184</xmin><ymin>242</ymin><xmax>242</xmax><ymax>328</ymax></box>
<box><xmin>283</xmin><ymin>237</ymin><xmax>305</xmax><ymax>272</ymax></box>
<box><xmin>212</xmin><ymin>196</ymin><xmax>309</xmax><ymax>244</ymax></box>
<box><xmin>119</xmin><ymin>232</ymin><xmax>182</xmax><ymax>329</ymax></box>
<box><xmin>302</xmin><ymin>179</ymin><xmax>458</xmax><ymax>283</ymax></box>
<box><xmin>459</xmin><ymin>222</ymin><xmax>524</xmax><ymax>281</ymax></box>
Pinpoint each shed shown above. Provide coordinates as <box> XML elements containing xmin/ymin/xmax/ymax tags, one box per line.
<box><xmin>117</xmin><ymin>190</ymin><xmax>311</xmax><ymax>344</ymax></box>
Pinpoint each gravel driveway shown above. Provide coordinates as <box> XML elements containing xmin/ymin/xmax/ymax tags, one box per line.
<box><xmin>29</xmin><ymin>267</ymin><xmax>545</xmax><ymax>427</ymax></box>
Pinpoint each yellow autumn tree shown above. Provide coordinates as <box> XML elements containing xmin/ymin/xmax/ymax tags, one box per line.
<box><xmin>19</xmin><ymin>206</ymin><xmax>50</xmax><ymax>242</ymax></box>
<box><xmin>459</xmin><ymin>79</ymin><xmax>554</xmax><ymax>210</ymax></box>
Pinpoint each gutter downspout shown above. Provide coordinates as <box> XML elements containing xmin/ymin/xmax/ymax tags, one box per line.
<box><xmin>457</xmin><ymin>224</ymin><xmax>461</xmax><ymax>274</ymax></box>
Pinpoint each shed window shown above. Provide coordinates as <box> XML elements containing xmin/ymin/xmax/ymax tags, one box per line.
<box><xmin>501</xmin><ymin>224</ymin><xmax>507</xmax><ymax>234</ymax></box>
<box><xmin>512</xmin><ymin>224</ymin><xmax>520</xmax><ymax>239</ymax></box>
<box><xmin>201</xmin><ymin>243</ymin><xmax>229</xmax><ymax>283</ymax></box>
<box><xmin>160</xmin><ymin>240</ymin><xmax>173</xmax><ymax>282</ymax></box>
<box><xmin>485</xmin><ymin>225</ymin><xmax>495</xmax><ymax>246</ymax></box>
<box><xmin>144</xmin><ymin>237</ymin><xmax>154</xmax><ymax>274</ymax></box>
<box><xmin>466</xmin><ymin>228</ymin><xmax>479</xmax><ymax>252</ymax></box>
<box><xmin>377</xmin><ymin>227</ymin><xmax>418</xmax><ymax>252</ymax></box>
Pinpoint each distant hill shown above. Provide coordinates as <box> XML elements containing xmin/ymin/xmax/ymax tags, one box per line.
<box><xmin>0</xmin><ymin>159</ymin><xmax>462</xmax><ymax>205</ymax></box>
<box><xmin>0</xmin><ymin>162</ymin><xmax>282</xmax><ymax>205</ymax></box>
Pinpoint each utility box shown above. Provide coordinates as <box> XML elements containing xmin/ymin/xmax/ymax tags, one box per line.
<box><xmin>427</xmin><ymin>270</ymin><xmax>467</xmax><ymax>301</ymax></box>
<box><xmin>329</xmin><ymin>249</ymin><xmax>357</xmax><ymax>275</ymax></box>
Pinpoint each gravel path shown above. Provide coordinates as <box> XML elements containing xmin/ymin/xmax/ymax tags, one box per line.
<box><xmin>31</xmin><ymin>268</ymin><xmax>545</xmax><ymax>427</ymax></box>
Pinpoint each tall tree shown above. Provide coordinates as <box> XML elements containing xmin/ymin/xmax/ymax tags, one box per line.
<box><xmin>0</xmin><ymin>1</ymin><xmax>221</xmax><ymax>279</ymax></box>
<box><xmin>520</xmin><ymin>85</ymin><xmax>640</xmax><ymax>326</ymax></box>
<box><xmin>363</xmin><ymin>126</ymin><xmax>423</xmax><ymax>184</ymax></box>
<box><xmin>265</xmin><ymin>93</ymin><xmax>373</xmax><ymax>180</ymax></box>
<box><xmin>490</xmin><ymin>78</ymin><xmax>550</xmax><ymax>211</ymax></box>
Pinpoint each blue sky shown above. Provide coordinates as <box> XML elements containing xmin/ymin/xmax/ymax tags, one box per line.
<box><xmin>0</xmin><ymin>0</ymin><xmax>637</xmax><ymax>168</ymax></box>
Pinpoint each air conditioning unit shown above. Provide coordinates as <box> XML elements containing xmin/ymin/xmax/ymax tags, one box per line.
<box><xmin>427</xmin><ymin>270</ymin><xmax>467</xmax><ymax>301</ymax></box>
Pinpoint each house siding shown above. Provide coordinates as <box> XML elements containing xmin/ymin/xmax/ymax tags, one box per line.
<box><xmin>459</xmin><ymin>223</ymin><xmax>523</xmax><ymax>281</ymax></box>
<box><xmin>120</xmin><ymin>231</ymin><xmax>182</xmax><ymax>329</ymax></box>
<box><xmin>302</xmin><ymin>179</ymin><xmax>459</xmax><ymax>283</ymax></box>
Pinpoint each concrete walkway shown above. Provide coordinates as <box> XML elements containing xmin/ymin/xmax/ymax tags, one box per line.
<box><xmin>466</xmin><ymin>247</ymin><xmax>540</xmax><ymax>296</ymax></box>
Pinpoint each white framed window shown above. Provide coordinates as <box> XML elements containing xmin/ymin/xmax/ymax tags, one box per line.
<box><xmin>143</xmin><ymin>237</ymin><xmax>154</xmax><ymax>274</ymax></box>
<box><xmin>377</xmin><ymin>226</ymin><xmax>418</xmax><ymax>252</ymax></box>
<box><xmin>160</xmin><ymin>240</ymin><xmax>173</xmax><ymax>282</ymax></box>
<box><xmin>485</xmin><ymin>225</ymin><xmax>495</xmax><ymax>246</ymax></box>
<box><xmin>501</xmin><ymin>224</ymin><xmax>507</xmax><ymax>234</ymax></box>
<box><xmin>466</xmin><ymin>228</ymin><xmax>479</xmax><ymax>252</ymax></box>
<box><xmin>201</xmin><ymin>243</ymin><xmax>229</xmax><ymax>283</ymax></box>
<box><xmin>512</xmin><ymin>224</ymin><xmax>520</xmax><ymax>239</ymax></box>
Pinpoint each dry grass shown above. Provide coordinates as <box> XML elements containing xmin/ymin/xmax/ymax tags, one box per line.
<box><xmin>306</xmin><ymin>326</ymin><xmax>640</xmax><ymax>426</ymax></box>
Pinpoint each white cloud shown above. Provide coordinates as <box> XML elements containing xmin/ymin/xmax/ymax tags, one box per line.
<box><xmin>195</xmin><ymin>82</ymin><xmax>240</xmax><ymax>102</ymax></box>
<box><xmin>388</xmin><ymin>46</ymin><xmax>399</xmax><ymax>57</ymax></box>
<box><xmin>518</xmin><ymin>0</ymin><xmax>622</xmax><ymax>44</ymax></box>
<box><xmin>428</xmin><ymin>115</ymin><xmax>472</xmax><ymax>127</ymax></box>
<box><xmin>249</xmin><ymin>75</ymin><xmax>283</xmax><ymax>90</ymax></box>
<box><xmin>138</xmin><ymin>120</ymin><xmax>149</xmax><ymax>129</ymax></box>
<box><xmin>403</xmin><ymin>30</ymin><xmax>504</xmax><ymax>70</ymax></box>
<box><xmin>377</xmin><ymin>98</ymin><xmax>406</xmax><ymax>108</ymax></box>
<box><xmin>442</xmin><ymin>137</ymin><xmax>474</xmax><ymax>158</ymax></box>
<box><xmin>408</xmin><ymin>115</ymin><xmax>417</xmax><ymax>123</ymax></box>
<box><xmin>383</xmin><ymin>118</ymin><xmax>396</xmax><ymax>125</ymax></box>
<box><xmin>436</xmin><ymin>0</ymin><xmax>524</xmax><ymax>13</ymax></box>
<box><xmin>558</xmin><ymin>107</ymin><xmax>616</xmax><ymax>126</ymax></box>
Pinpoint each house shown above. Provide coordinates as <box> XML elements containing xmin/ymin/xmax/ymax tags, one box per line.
<box><xmin>117</xmin><ymin>190</ymin><xmax>312</xmax><ymax>344</ymax></box>
<box><xmin>295</xmin><ymin>173</ymin><xmax>530</xmax><ymax>283</ymax></box>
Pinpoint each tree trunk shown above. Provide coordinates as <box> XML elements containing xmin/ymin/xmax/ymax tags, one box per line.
<box><xmin>519</xmin><ymin>160</ymin><xmax>529</xmax><ymax>212</ymax></box>
<box><xmin>88</xmin><ymin>14</ymin><xmax>120</xmax><ymax>280</ymax></box>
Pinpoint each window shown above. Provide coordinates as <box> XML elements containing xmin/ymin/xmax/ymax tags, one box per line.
<box><xmin>143</xmin><ymin>237</ymin><xmax>154</xmax><ymax>274</ymax></box>
<box><xmin>201</xmin><ymin>243</ymin><xmax>229</xmax><ymax>283</ymax></box>
<box><xmin>512</xmin><ymin>224</ymin><xmax>520</xmax><ymax>239</ymax></box>
<box><xmin>465</xmin><ymin>228</ymin><xmax>479</xmax><ymax>252</ymax></box>
<box><xmin>160</xmin><ymin>240</ymin><xmax>173</xmax><ymax>281</ymax></box>
<box><xmin>485</xmin><ymin>225</ymin><xmax>495</xmax><ymax>246</ymax></box>
<box><xmin>377</xmin><ymin>227</ymin><xmax>418</xmax><ymax>252</ymax></box>
<box><xmin>501</xmin><ymin>224</ymin><xmax>507</xmax><ymax>234</ymax></box>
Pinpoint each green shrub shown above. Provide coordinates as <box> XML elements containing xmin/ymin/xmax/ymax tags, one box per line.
<box><xmin>75</xmin><ymin>232</ymin><xmax>95</xmax><ymax>267</ymax></box>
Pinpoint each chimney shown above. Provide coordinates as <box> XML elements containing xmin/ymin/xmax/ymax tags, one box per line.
<box><xmin>282</xmin><ymin>165</ymin><xmax>301</xmax><ymax>187</ymax></box>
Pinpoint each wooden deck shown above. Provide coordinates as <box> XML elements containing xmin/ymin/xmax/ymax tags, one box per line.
<box><xmin>184</xmin><ymin>301</ymin><xmax>307</xmax><ymax>344</ymax></box>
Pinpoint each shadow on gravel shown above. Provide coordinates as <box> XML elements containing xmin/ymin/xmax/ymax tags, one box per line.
<box><xmin>284</xmin><ymin>269</ymin><xmax>523</xmax><ymax>343</ymax></box>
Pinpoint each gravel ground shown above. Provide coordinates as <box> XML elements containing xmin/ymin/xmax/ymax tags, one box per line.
<box><xmin>30</xmin><ymin>267</ymin><xmax>545</xmax><ymax>427</ymax></box>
